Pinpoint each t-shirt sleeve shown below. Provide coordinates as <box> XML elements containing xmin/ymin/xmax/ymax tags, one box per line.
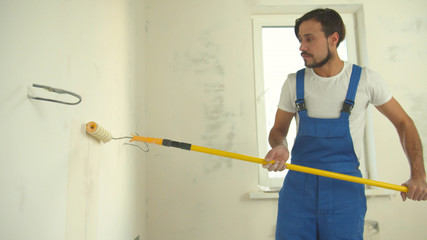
<box><xmin>365</xmin><ymin>68</ymin><xmax>393</xmax><ymax>106</ymax></box>
<box><xmin>277</xmin><ymin>73</ymin><xmax>297</xmax><ymax>113</ymax></box>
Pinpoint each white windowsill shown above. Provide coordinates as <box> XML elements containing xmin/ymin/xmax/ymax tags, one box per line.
<box><xmin>248</xmin><ymin>188</ymin><xmax>396</xmax><ymax>200</ymax></box>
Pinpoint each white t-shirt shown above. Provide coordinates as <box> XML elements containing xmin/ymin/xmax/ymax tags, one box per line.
<box><xmin>278</xmin><ymin>61</ymin><xmax>392</xmax><ymax>162</ymax></box>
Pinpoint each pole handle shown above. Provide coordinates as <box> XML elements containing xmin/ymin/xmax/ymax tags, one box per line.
<box><xmin>130</xmin><ymin>136</ymin><xmax>408</xmax><ymax>193</ymax></box>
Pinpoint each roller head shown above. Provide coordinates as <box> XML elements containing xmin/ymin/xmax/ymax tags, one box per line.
<box><xmin>85</xmin><ymin>121</ymin><xmax>112</xmax><ymax>143</ymax></box>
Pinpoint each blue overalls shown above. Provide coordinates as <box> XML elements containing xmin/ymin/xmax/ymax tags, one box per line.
<box><xmin>276</xmin><ymin>65</ymin><xmax>367</xmax><ymax>240</ymax></box>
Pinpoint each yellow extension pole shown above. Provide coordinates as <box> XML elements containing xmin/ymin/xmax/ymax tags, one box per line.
<box><xmin>131</xmin><ymin>136</ymin><xmax>408</xmax><ymax>193</ymax></box>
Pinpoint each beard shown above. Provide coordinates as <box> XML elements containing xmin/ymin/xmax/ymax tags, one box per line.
<box><xmin>304</xmin><ymin>46</ymin><xmax>332</xmax><ymax>68</ymax></box>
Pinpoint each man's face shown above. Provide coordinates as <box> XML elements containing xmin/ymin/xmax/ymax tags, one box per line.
<box><xmin>297</xmin><ymin>19</ymin><xmax>331</xmax><ymax>68</ymax></box>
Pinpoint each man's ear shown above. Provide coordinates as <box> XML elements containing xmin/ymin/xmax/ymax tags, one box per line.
<box><xmin>328</xmin><ymin>32</ymin><xmax>340</xmax><ymax>48</ymax></box>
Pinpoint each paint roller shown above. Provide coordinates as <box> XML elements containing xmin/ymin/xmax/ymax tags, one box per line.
<box><xmin>85</xmin><ymin>121</ymin><xmax>113</xmax><ymax>143</ymax></box>
<box><xmin>85</xmin><ymin>121</ymin><xmax>149</xmax><ymax>151</ymax></box>
<box><xmin>85</xmin><ymin>121</ymin><xmax>408</xmax><ymax>193</ymax></box>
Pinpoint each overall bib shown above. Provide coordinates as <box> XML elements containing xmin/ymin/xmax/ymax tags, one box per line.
<box><xmin>276</xmin><ymin>65</ymin><xmax>367</xmax><ymax>240</ymax></box>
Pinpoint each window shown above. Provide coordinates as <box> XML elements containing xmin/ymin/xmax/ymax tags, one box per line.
<box><xmin>252</xmin><ymin>14</ymin><xmax>370</xmax><ymax>190</ymax></box>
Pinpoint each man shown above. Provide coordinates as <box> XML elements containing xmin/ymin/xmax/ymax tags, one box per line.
<box><xmin>263</xmin><ymin>8</ymin><xmax>427</xmax><ymax>240</ymax></box>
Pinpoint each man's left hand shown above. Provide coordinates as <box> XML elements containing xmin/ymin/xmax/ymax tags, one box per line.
<box><xmin>401</xmin><ymin>177</ymin><xmax>427</xmax><ymax>201</ymax></box>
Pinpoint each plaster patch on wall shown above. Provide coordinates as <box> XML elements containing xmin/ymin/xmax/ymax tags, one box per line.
<box><xmin>17</xmin><ymin>176</ymin><xmax>27</xmax><ymax>213</ymax></box>
<box><xmin>377</xmin><ymin>16</ymin><xmax>427</xmax><ymax>33</ymax></box>
<box><xmin>169</xmin><ymin>30</ymin><xmax>239</xmax><ymax>173</ymax></box>
<box><xmin>384</xmin><ymin>44</ymin><xmax>426</xmax><ymax>63</ymax></box>
<box><xmin>187</xmin><ymin>49</ymin><xmax>225</xmax><ymax>75</ymax></box>
<box><xmin>387</xmin><ymin>45</ymin><xmax>407</xmax><ymax>62</ymax></box>
<box><xmin>376</xmin><ymin>14</ymin><xmax>427</xmax><ymax>64</ymax></box>
<box><xmin>201</xmin><ymin>81</ymin><xmax>237</xmax><ymax>173</ymax></box>
<box><xmin>172</xmin><ymin>32</ymin><xmax>225</xmax><ymax>76</ymax></box>
<box><xmin>65</xmin><ymin>122</ymin><xmax>99</xmax><ymax>240</ymax></box>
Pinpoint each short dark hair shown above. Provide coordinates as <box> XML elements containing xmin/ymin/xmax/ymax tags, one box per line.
<box><xmin>295</xmin><ymin>8</ymin><xmax>346</xmax><ymax>47</ymax></box>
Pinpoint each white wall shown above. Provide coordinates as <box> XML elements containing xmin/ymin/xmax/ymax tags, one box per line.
<box><xmin>144</xmin><ymin>0</ymin><xmax>427</xmax><ymax>239</ymax></box>
<box><xmin>0</xmin><ymin>1</ymin><xmax>146</xmax><ymax>240</ymax></box>
<box><xmin>1</xmin><ymin>0</ymin><xmax>426</xmax><ymax>240</ymax></box>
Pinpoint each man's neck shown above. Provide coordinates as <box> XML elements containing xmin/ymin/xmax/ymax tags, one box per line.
<box><xmin>312</xmin><ymin>57</ymin><xmax>344</xmax><ymax>77</ymax></box>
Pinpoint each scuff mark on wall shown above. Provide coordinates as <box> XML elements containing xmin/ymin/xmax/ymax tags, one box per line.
<box><xmin>188</xmin><ymin>49</ymin><xmax>225</xmax><ymax>76</ymax></box>
<box><xmin>376</xmin><ymin>15</ymin><xmax>427</xmax><ymax>64</ymax></box>
<box><xmin>202</xmin><ymin>81</ymin><xmax>236</xmax><ymax>173</ymax></box>
<box><xmin>188</xmin><ymin>31</ymin><xmax>225</xmax><ymax>76</ymax></box>
<box><xmin>65</xmin><ymin>122</ymin><xmax>99</xmax><ymax>240</ymax></box>
<box><xmin>377</xmin><ymin>16</ymin><xmax>427</xmax><ymax>33</ymax></box>
<box><xmin>171</xmin><ymin>30</ymin><xmax>225</xmax><ymax>76</ymax></box>
<box><xmin>387</xmin><ymin>45</ymin><xmax>407</xmax><ymax>62</ymax></box>
<box><xmin>17</xmin><ymin>176</ymin><xmax>27</xmax><ymax>213</ymax></box>
<box><xmin>168</xmin><ymin>29</ymin><xmax>241</xmax><ymax>174</ymax></box>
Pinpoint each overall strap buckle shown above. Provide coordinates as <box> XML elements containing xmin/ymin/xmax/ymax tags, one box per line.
<box><xmin>341</xmin><ymin>100</ymin><xmax>354</xmax><ymax>114</ymax></box>
<box><xmin>295</xmin><ymin>99</ymin><xmax>307</xmax><ymax>112</ymax></box>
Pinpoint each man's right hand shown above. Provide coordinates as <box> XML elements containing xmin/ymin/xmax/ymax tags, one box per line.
<box><xmin>263</xmin><ymin>145</ymin><xmax>290</xmax><ymax>172</ymax></box>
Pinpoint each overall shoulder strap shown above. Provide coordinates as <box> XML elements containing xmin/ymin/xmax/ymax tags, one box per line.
<box><xmin>342</xmin><ymin>64</ymin><xmax>362</xmax><ymax>114</ymax></box>
<box><xmin>295</xmin><ymin>68</ymin><xmax>306</xmax><ymax>112</ymax></box>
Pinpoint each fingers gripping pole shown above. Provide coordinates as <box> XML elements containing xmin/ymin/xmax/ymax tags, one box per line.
<box><xmin>130</xmin><ymin>136</ymin><xmax>408</xmax><ymax>193</ymax></box>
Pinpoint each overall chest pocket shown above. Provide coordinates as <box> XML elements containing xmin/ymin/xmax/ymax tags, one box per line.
<box><xmin>298</xmin><ymin>118</ymin><xmax>348</xmax><ymax>138</ymax></box>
